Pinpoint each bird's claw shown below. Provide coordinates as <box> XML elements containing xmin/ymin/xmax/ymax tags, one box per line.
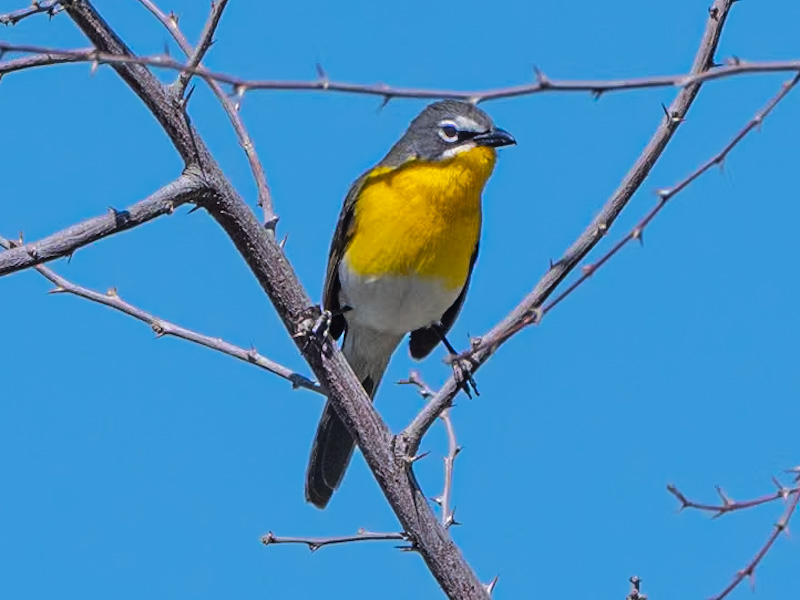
<box><xmin>449</xmin><ymin>355</ymin><xmax>479</xmax><ymax>398</ymax></box>
<box><xmin>294</xmin><ymin>307</ymin><xmax>333</xmax><ymax>354</ymax></box>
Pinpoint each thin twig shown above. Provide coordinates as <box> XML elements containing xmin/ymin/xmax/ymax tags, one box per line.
<box><xmin>135</xmin><ymin>0</ymin><xmax>275</xmax><ymax>226</ymax></box>
<box><xmin>667</xmin><ymin>480</ymin><xmax>800</xmax><ymax>518</ymax></box>
<box><xmin>0</xmin><ymin>233</ymin><xmax>321</xmax><ymax>392</ymax></box>
<box><xmin>403</xmin><ymin>0</ymin><xmax>737</xmax><ymax>454</ymax></box>
<box><xmin>439</xmin><ymin>409</ymin><xmax>460</xmax><ymax>529</ymax></box>
<box><xmin>1</xmin><ymin>42</ymin><xmax>799</xmax><ymax>104</ymax></box>
<box><xmin>668</xmin><ymin>477</ymin><xmax>800</xmax><ymax>599</ymax></box>
<box><xmin>397</xmin><ymin>370</ymin><xmax>436</xmax><ymax>399</ymax></box>
<box><xmin>175</xmin><ymin>0</ymin><xmax>227</xmax><ymax>97</ymax></box>
<box><xmin>714</xmin><ymin>489</ymin><xmax>799</xmax><ymax>600</ymax></box>
<box><xmin>261</xmin><ymin>530</ymin><xmax>408</xmax><ymax>551</ymax></box>
<box><xmin>0</xmin><ymin>48</ymin><xmax>90</xmax><ymax>76</ymax></box>
<box><xmin>0</xmin><ymin>175</ymin><xmax>207</xmax><ymax>279</ymax></box>
<box><xmin>398</xmin><ymin>371</ymin><xmax>459</xmax><ymax>527</ymax></box>
<box><xmin>0</xmin><ymin>1</ymin><xmax>63</xmax><ymax>25</ymax></box>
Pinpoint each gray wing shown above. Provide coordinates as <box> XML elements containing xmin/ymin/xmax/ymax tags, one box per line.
<box><xmin>322</xmin><ymin>173</ymin><xmax>370</xmax><ymax>340</ymax></box>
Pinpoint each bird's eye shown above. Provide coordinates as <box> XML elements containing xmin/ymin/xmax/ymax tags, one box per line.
<box><xmin>438</xmin><ymin>122</ymin><xmax>459</xmax><ymax>143</ymax></box>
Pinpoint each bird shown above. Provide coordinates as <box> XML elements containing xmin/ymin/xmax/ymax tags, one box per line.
<box><xmin>306</xmin><ymin>100</ymin><xmax>516</xmax><ymax>509</ymax></box>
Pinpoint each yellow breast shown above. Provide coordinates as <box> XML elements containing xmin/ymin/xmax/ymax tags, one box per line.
<box><xmin>345</xmin><ymin>146</ymin><xmax>496</xmax><ymax>291</ymax></box>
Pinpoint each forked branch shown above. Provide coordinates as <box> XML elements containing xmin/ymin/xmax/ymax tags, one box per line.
<box><xmin>669</xmin><ymin>477</ymin><xmax>800</xmax><ymax>600</ymax></box>
<box><xmin>135</xmin><ymin>0</ymin><xmax>275</xmax><ymax>224</ymax></box>
<box><xmin>399</xmin><ymin>371</ymin><xmax>460</xmax><ymax>528</ymax></box>
<box><xmin>173</xmin><ymin>0</ymin><xmax>226</xmax><ymax>97</ymax></box>
<box><xmin>539</xmin><ymin>73</ymin><xmax>800</xmax><ymax>320</ymax></box>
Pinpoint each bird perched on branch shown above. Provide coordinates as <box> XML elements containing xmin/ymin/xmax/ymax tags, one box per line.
<box><xmin>306</xmin><ymin>100</ymin><xmax>516</xmax><ymax>508</ymax></box>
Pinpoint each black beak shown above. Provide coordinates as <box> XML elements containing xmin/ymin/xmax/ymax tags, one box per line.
<box><xmin>473</xmin><ymin>127</ymin><xmax>516</xmax><ymax>148</ymax></box>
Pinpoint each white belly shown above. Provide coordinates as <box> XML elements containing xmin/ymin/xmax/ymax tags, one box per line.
<box><xmin>338</xmin><ymin>260</ymin><xmax>460</xmax><ymax>335</ymax></box>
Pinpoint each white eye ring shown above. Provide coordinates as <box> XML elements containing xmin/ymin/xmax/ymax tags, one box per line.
<box><xmin>438</xmin><ymin>120</ymin><xmax>459</xmax><ymax>143</ymax></box>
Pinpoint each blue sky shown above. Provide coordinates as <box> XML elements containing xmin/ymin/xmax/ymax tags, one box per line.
<box><xmin>2</xmin><ymin>1</ymin><xmax>799</xmax><ymax>598</ymax></box>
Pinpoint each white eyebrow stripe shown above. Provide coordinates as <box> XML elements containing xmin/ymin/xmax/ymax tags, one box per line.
<box><xmin>452</xmin><ymin>115</ymin><xmax>482</xmax><ymax>132</ymax></box>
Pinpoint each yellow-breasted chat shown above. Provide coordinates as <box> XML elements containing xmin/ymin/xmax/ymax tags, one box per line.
<box><xmin>306</xmin><ymin>100</ymin><xmax>515</xmax><ymax>509</ymax></box>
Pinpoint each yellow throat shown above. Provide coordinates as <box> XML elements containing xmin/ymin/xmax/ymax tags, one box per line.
<box><xmin>345</xmin><ymin>146</ymin><xmax>496</xmax><ymax>291</ymax></box>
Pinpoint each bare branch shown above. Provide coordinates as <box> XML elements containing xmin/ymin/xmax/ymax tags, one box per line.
<box><xmin>439</xmin><ymin>409</ymin><xmax>460</xmax><ymax>529</ymax></box>
<box><xmin>0</xmin><ymin>233</ymin><xmax>321</xmax><ymax>393</ymax></box>
<box><xmin>714</xmin><ymin>490</ymin><xmax>799</xmax><ymax>600</ymax></box>
<box><xmin>1</xmin><ymin>42</ymin><xmax>799</xmax><ymax>104</ymax></box>
<box><xmin>63</xmin><ymin>3</ymin><xmax>200</xmax><ymax>163</ymax></box>
<box><xmin>667</xmin><ymin>480</ymin><xmax>800</xmax><ymax>518</ymax></box>
<box><xmin>397</xmin><ymin>370</ymin><xmax>435</xmax><ymax>399</ymax></box>
<box><xmin>0</xmin><ymin>48</ymin><xmax>90</xmax><ymax>76</ymax></box>
<box><xmin>667</xmin><ymin>477</ymin><xmax>800</xmax><ymax>599</ymax></box>
<box><xmin>403</xmin><ymin>0</ymin><xmax>736</xmax><ymax>453</ymax></box>
<box><xmin>0</xmin><ymin>1</ymin><xmax>63</xmax><ymax>26</ymax></box>
<box><xmin>136</xmin><ymin>0</ymin><xmax>275</xmax><ymax>226</ymax></box>
<box><xmin>261</xmin><ymin>530</ymin><xmax>408</xmax><ymax>551</ymax></box>
<box><xmin>0</xmin><ymin>174</ymin><xmax>208</xmax><ymax>279</ymax></box>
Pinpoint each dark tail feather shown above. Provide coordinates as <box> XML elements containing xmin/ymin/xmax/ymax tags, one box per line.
<box><xmin>305</xmin><ymin>378</ymin><xmax>374</xmax><ymax>509</ymax></box>
<box><xmin>304</xmin><ymin>402</ymin><xmax>354</xmax><ymax>509</ymax></box>
<box><xmin>305</xmin><ymin>324</ymin><xmax>400</xmax><ymax>509</ymax></box>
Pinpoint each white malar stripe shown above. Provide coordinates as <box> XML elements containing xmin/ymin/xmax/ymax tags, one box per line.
<box><xmin>440</xmin><ymin>141</ymin><xmax>477</xmax><ymax>160</ymax></box>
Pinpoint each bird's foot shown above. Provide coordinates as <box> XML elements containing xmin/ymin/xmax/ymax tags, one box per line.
<box><xmin>433</xmin><ymin>324</ymin><xmax>479</xmax><ymax>399</ymax></box>
<box><xmin>293</xmin><ymin>307</ymin><xmax>333</xmax><ymax>354</ymax></box>
<box><xmin>448</xmin><ymin>354</ymin><xmax>479</xmax><ymax>399</ymax></box>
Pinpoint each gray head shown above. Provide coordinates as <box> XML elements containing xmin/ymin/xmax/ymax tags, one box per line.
<box><xmin>381</xmin><ymin>100</ymin><xmax>516</xmax><ymax>165</ymax></box>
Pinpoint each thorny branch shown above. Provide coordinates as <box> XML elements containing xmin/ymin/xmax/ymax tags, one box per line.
<box><xmin>261</xmin><ymin>530</ymin><xmax>408</xmax><ymax>552</ymax></box>
<box><xmin>668</xmin><ymin>475</ymin><xmax>800</xmax><ymax>600</ymax></box>
<box><xmin>398</xmin><ymin>371</ymin><xmax>459</xmax><ymax>528</ymax></box>
<box><xmin>0</xmin><ymin>234</ymin><xmax>320</xmax><ymax>392</ymax></box>
<box><xmin>403</xmin><ymin>0</ymin><xmax>735</xmax><ymax>454</ymax></box>
<box><xmin>437</xmin><ymin>410</ymin><xmax>460</xmax><ymax>529</ymax></box>
<box><xmin>0</xmin><ymin>0</ymin><xmax>63</xmax><ymax>25</ymax></box>
<box><xmin>173</xmin><ymin>0</ymin><xmax>225</xmax><ymax>97</ymax></box>
<box><xmin>537</xmin><ymin>72</ymin><xmax>800</xmax><ymax>322</ymax></box>
<box><xmin>134</xmin><ymin>0</ymin><xmax>276</xmax><ymax>226</ymax></box>
<box><xmin>668</xmin><ymin>477</ymin><xmax>800</xmax><ymax>518</ymax></box>
<box><xmin>1</xmin><ymin>42</ymin><xmax>800</xmax><ymax>104</ymax></box>
<box><xmin>0</xmin><ymin>47</ymin><xmax>88</xmax><ymax>75</ymax></box>
<box><xmin>0</xmin><ymin>174</ymin><xmax>208</xmax><ymax>279</ymax></box>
